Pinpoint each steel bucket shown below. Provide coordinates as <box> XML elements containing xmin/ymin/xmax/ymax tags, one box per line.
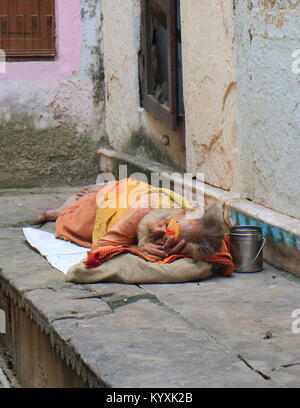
<box><xmin>228</xmin><ymin>226</ymin><xmax>265</xmax><ymax>273</ymax></box>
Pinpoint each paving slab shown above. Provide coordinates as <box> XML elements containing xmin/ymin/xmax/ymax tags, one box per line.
<box><xmin>141</xmin><ymin>269</ymin><xmax>300</xmax><ymax>387</ymax></box>
<box><xmin>0</xmin><ymin>227</ymin><xmax>69</xmax><ymax>293</ymax></box>
<box><xmin>24</xmin><ymin>288</ymin><xmax>112</xmax><ymax>323</ymax></box>
<box><xmin>52</xmin><ymin>300</ymin><xmax>274</xmax><ymax>388</ymax></box>
<box><xmin>0</xmin><ymin>187</ymin><xmax>80</xmax><ymax>227</ymax></box>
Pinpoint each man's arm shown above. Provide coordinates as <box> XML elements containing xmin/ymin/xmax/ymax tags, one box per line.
<box><xmin>91</xmin><ymin>206</ymin><xmax>170</xmax><ymax>261</ymax></box>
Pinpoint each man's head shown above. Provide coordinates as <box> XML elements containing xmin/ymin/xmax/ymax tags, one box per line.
<box><xmin>138</xmin><ymin>208</ymin><xmax>224</xmax><ymax>260</ymax></box>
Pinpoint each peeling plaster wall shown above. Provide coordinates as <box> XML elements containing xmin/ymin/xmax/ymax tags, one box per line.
<box><xmin>181</xmin><ymin>0</ymin><xmax>239</xmax><ymax>190</ymax></box>
<box><xmin>236</xmin><ymin>0</ymin><xmax>300</xmax><ymax>219</ymax></box>
<box><xmin>102</xmin><ymin>0</ymin><xmax>141</xmax><ymax>149</ymax></box>
<box><xmin>0</xmin><ymin>0</ymin><xmax>105</xmax><ymax>188</ymax></box>
<box><xmin>102</xmin><ymin>0</ymin><xmax>186</xmax><ymax>170</ymax></box>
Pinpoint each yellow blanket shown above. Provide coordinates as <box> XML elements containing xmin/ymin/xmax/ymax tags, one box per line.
<box><xmin>92</xmin><ymin>178</ymin><xmax>195</xmax><ymax>243</ymax></box>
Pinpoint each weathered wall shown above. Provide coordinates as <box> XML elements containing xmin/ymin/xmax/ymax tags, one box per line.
<box><xmin>181</xmin><ymin>0</ymin><xmax>239</xmax><ymax>190</ymax></box>
<box><xmin>0</xmin><ymin>0</ymin><xmax>105</xmax><ymax>188</ymax></box>
<box><xmin>102</xmin><ymin>0</ymin><xmax>186</xmax><ymax>171</ymax></box>
<box><xmin>235</xmin><ymin>0</ymin><xmax>300</xmax><ymax>219</ymax></box>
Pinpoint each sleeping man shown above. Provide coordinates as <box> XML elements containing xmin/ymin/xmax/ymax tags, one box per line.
<box><xmin>36</xmin><ymin>178</ymin><xmax>233</xmax><ymax>275</ymax></box>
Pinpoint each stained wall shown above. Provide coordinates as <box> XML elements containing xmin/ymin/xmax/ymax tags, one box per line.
<box><xmin>235</xmin><ymin>0</ymin><xmax>300</xmax><ymax>219</ymax></box>
<box><xmin>180</xmin><ymin>0</ymin><xmax>239</xmax><ymax>191</ymax></box>
<box><xmin>0</xmin><ymin>0</ymin><xmax>105</xmax><ymax>188</ymax></box>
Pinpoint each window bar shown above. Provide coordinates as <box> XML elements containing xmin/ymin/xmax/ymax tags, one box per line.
<box><xmin>41</xmin><ymin>0</ymin><xmax>45</xmax><ymax>51</ymax></box>
<box><xmin>0</xmin><ymin>5</ymin><xmax>1</xmax><ymax>49</ymax></box>
<box><xmin>32</xmin><ymin>0</ymin><xmax>37</xmax><ymax>52</ymax></box>
<box><xmin>8</xmin><ymin>0</ymin><xmax>11</xmax><ymax>52</ymax></box>
<box><xmin>7</xmin><ymin>0</ymin><xmax>9</xmax><ymax>53</ymax></box>
<box><xmin>0</xmin><ymin>14</ymin><xmax>2</xmax><ymax>51</ymax></box>
<box><xmin>1</xmin><ymin>10</ymin><xmax>3</xmax><ymax>51</ymax></box>
<box><xmin>48</xmin><ymin>2</ymin><xmax>52</xmax><ymax>52</ymax></box>
<box><xmin>12</xmin><ymin>0</ymin><xmax>16</xmax><ymax>53</ymax></box>
<box><xmin>6</xmin><ymin>0</ymin><xmax>8</xmax><ymax>51</ymax></box>
<box><xmin>46</xmin><ymin>0</ymin><xmax>50</xmax><ymax>52</ymax></box>
<box><xmin>30</xmin><ymin>0</ymin><xmax>33</xmax><ymax>52</ymax></box>
<box><xmin>36</xmin><ymin>0</ymin><xmax>39</xmax><ymax>52</ymax></box>
<box><xmin>0</xmin><ymin>14</ymin><xmax>1</xmax><ymax>49</ymax></box>
<box><xmin>15</xmin><ymin>0</ymin><xmax>18</xmax><ymax>53</ymax></box>
<box><xmin>14</xmin><ymin>1</ymin><xmax>22</xmax><ymax>52</ymax></box>
<box><xmin>3</xmin><ymin>0</ymin><xmax>7</xmax><ymax>52</ymax></box>
<box><xmin>47</xmin><ymin>15</ymin><xmax>52</xmax><ymax>51</ymax></box>
<box><xmin>5</xmin><ymin>13</ymin><xmax>8</xmax><ymax>51</ymax></box>
<box><xmin>22</xmin><ymin>0</ymin><xmax>24</xmax><ymax>53</ymax></box>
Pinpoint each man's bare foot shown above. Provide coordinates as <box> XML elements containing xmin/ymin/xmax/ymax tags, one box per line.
<box><xmin>35</xmin><ymin>209</ymin><xmax>61</xmax><ymax>225</ymax></box>
<box><xmin>35</xmin><ymin>184</ymin><xmax>103</xmax><ymax>225</ymax></box>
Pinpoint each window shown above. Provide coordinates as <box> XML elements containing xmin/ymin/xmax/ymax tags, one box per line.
<box><xmin>140</xmin><ymin>0</ymin><xmax>184</xmax><ymax>131</ymax></box>
<box><xmin>0</xmin><ymin>0</ymin><xmax>55</xmax><ymax>59</ymax></box>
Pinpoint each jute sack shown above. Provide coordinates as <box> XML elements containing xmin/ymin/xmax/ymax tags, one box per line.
<box><xmin>66</xmin><ymin>253</ymin><xmax>213</xmax><ymax>284</ymax></box>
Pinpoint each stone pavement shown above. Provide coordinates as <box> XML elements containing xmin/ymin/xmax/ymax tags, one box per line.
<box><xmin>0</xmin><ymin>188</ymin><xmax>300</xmax><ymax>388</ymax></box>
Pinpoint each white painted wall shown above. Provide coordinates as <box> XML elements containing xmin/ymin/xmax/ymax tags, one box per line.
<box><xmin>102</xmin><ymin>0</ymin><xmax>141</xmax><ymax>148</ymax></box>
<box><xmin>181</xmin><ymin>0</ymin><xmax>239</xmax><ymax>191</ymax></box>
<box><xmin>235</xmin><ymin>0</ymin><xmax>300</xmax><ymax>219</ymax></box>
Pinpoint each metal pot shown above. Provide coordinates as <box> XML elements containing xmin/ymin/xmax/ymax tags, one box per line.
<box><xmin>228</xmin><ymin>225</ymin><xmax>265</xmax><ymax>273</ymax></box>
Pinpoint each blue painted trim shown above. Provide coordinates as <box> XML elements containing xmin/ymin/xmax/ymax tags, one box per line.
<box><xmin>229</xmin><ymin>209</ymin><xmax>300</xmax><ymax>251</ymax></box>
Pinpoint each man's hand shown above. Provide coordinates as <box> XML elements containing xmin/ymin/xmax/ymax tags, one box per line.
<box><xmin>138</xmin><ymin>243</ymin><xmax>168</xmax><ymax>261</ymax></box>
<box><xmin>162</xmin><ymin>236</ymin><xmax>194</xmax><ymax>257</ymax></box>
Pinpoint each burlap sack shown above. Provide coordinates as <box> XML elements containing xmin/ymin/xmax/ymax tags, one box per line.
<box><xmin>66</xmin><ymin>254</ymin><xmax>213</xmax><ymax>284</ymax></box>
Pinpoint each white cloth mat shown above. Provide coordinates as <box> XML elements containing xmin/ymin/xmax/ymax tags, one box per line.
<box><xmin>23</xmin><ymin>227</ymin><xmax>87</xmax><ymax>275</ymax></box>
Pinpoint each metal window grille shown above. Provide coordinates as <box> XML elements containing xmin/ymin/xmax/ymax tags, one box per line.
<box><xmin>0</xmin><ymin>0</ymin><xmax>55</xmax><ymax>58</ymax></box>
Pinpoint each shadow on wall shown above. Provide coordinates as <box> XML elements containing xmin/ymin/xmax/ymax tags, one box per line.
<box><xmin>123</xmin><ymin>129</ymin><xmax>184</xmax><ymax>172</ymax></box>
<box><xmin>0</xmin><ymin>115</ymin><xmax>100</xmax><ymax>188</ymax></box>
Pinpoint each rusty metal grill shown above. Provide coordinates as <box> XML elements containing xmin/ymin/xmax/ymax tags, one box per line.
<box><xmin>0</xmin><ymin>0</ymin><xmax>55</xmax><ymax>57</ymax></box>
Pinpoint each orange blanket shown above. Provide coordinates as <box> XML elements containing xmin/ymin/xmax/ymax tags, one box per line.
<box><xmin>84</xmin><ymin>237</ymin><xmax>234</xmax><ymax>277</ymax></box>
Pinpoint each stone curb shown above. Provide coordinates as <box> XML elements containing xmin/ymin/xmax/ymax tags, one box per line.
<box><xmin>0</xmin><ymin>273</ymin><xmax>107</xmax><ymax>388</ymax></box>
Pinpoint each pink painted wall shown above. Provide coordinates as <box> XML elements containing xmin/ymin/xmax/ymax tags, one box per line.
<box><xmin>0</xmin><ymin>0</ymin><xmax>82</xmax><ymax>82</ymax></box>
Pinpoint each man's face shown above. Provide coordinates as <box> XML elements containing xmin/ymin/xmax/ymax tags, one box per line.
<box><xmin>149</xmin><ymin>213</ymin><xmax>200</xmax><ymax>246</ymax></box>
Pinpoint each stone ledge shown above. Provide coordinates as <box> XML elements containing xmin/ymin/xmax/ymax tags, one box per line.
<box><xmin>97</xmin><ymin>148</ymin><xmax>300</xmax><ymax>276</ymax></box>
<box><xmin>97</xmin><ymin>147</ymin><xmax>241</xmax><ymax>213</ymax></box>
<box><xmin>226</xmin><ymin>199</ymin><xmax>300</xmax><ymax>241</ymax></box>
<box><xmin>225</xmin><ymin>199</ymin><xmax>300</xmax><ymax>276</ymax></box>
